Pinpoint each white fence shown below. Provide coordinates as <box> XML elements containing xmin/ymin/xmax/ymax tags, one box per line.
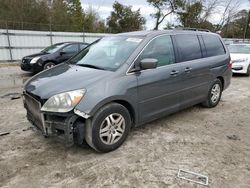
<box><xmin>1</xmin><ymin>29</ymin><xmax>250</xmax><ymax>61</ymax></box>
<box><xmin>0</xmin><ymin>29</ymin><xmax>109</xmax><ymax>61</ymax></box>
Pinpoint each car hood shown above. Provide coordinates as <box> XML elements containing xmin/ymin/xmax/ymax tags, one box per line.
<box><xmin>24</xmin><ymin>52</ymin><xmax>48</xmax><ymax>59</ymax></box>
<box><xmin>24</xmin><ymin>63</ymin><xmax>112</xmax><ymax>99</ymax></box>
<box><xmin>230</xmin><ymin>53</ymin><xmax>250</xmax><ymax>61</ymax></box>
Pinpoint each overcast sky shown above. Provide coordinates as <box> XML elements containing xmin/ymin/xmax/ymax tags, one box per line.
<box><xmin>81</xmin><ymin>0</ymin><xmax>250</xmax><ymax>30</ymax></box>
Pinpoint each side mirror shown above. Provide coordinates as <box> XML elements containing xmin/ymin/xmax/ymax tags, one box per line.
<box><xmin>60</xmin><ymin>51</ymin><xmax>66</xmax><ymax>55</ymax></box>
<box><xmin>140</xmin><ymin>58</ymin><xmax>158</xmax><ymax>70</ymax></box>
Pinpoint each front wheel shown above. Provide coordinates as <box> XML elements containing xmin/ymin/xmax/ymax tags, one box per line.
<box><xmin>43</xmin><ymin>62</ymin><xmax>55</xmax><ymax>70</ymax></box>
<box><xmin>202</xmin><ymin>79</ymin><xmax>222</xmax><ymax>108</ymax></box>
<box><xmin>85</xmin><ymin>103</ymin><xmax>131</xmax><ymax>152</ymax></box>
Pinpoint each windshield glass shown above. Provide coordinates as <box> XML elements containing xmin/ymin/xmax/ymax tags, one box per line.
<box><xmin>41</xmin><ymin>43</ymin><xmax>66</xmax><ymax>54</ymax></box>
<box><xmin>69</xmin><ymin>36</ymin><xmax>143</xmax><ymax>71</ymax></box>
<box><xmin>228</xmin><ymin>44</ymin><xmax>250</xmax><ymax>54</ymax></box>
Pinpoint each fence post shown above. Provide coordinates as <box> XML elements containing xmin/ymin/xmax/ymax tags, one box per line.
<box><xmin>6</xmin><ymin>22</ymin><xmax>13</xmax><ymax>61</ymax></box>
<box><xmin>82</xmin><ymin>26</ymin><xmax>85</xmax><ymax>43</ymax></box>
<box><xmin>49</xmin><ymin>23</ymin><xmax>53</xmax><ymax>45</ymax></box>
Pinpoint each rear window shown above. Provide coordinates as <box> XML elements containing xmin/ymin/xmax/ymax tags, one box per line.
<box><xmin>202</xmin><ymin>35</ymin><xmax>225</xmax><ymax>57</ymax></box>
<box><xmin>175</xmin><ymin>34</ymin><xmax>202</xmax><ymax>62</ymax></box>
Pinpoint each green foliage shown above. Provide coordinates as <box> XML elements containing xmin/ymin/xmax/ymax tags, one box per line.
<box><xmin>147</xmin><ymin>0</ymin><xmax>183</xmax><ymax>30</ymax></box>
<box><xmin>221</xmin><ymin>10</ymin><xmax>250</xmax><ymax>38</ymax></box>
<box><xmin>177</xmin><ymin>1</ymin><xmax>213</xmax><ymax>31</ymax></box>
<box><xmin>107</xmin><ymin>1</ymin><xmax>145</xmax><ymax>33</ymax></box>
<box><xmin>0</xmin><ymin>0</ymin><xmax>106</xmax><ymax>32</ymax></box>
<box><xmin>67</xmin><ymin>0</ymin><xmax>84</xmax><ymax>31</ymax></box>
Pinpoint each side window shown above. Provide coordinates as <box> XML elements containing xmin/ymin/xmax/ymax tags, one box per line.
<box><xmin>80</xmin><ymin>44</ymin><xmax>88</xmax><ymax>50</ymax></box>
<box><xmin>202</xmin><ymin>35</ymin><xmax>226</xmax><ymax>57</ymax></box>
<box><xmin>175</xmin><ymin>34</ymin><xmax>202</xmax><ymax>62</ymax></box>
<box><xmin>62</xmin><ymin>44</ymin><xmax>79</xmax><ymax>53</ymax></box>
<box><xmin>139</xmin><ymin>35</ymin><xmax>175</xmax><ymax>67</ymax></box>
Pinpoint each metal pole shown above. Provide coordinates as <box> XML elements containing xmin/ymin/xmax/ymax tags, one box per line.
<box><xmin>49</xmin><ymin>23</ymin><xmax>53</xmax><ymax>45</ymax></box>
<box><xmin>82</xmin><ymin>26</ymin><xmax>85</xmax><ymax>43</ymax></box>
<box><xmin>6</xmin><ymin>22</ymin><xmax>13</xmax><ymax>61</ymax></box>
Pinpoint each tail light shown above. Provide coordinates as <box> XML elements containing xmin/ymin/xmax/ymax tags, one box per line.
<box><xmin>228</xmin><ymin>60</ymin><xmax>232</xmax><ymax>68</ymax></box>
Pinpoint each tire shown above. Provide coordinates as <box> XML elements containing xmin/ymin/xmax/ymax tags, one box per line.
<box><xmin>246</xmin><ymin>65</ymin><xmax>250</xmax><ymax>76</ymax></box>
<box><xmin>202</xmin><ymin>79</ymin><xmax>222</xmax><ymax>108</ymax></box>
<box><xmin>43</xmin><ymin>62</ymin><xmax>55</xmax><ymax>70</ymax></box>
<box><xmin>85</xmin><ymin>103</ymin><xmax>131</xmax><ymax>152</ymax></box>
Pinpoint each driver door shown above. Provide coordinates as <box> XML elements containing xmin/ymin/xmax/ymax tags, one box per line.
<box><xmin>136</xmin><ymin>35</ymin><xmax>184</xmax><ymax>123</ymax></box>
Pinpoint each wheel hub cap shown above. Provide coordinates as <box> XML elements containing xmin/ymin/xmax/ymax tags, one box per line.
<box><xmin>211</xmin><ymin>84</ymin><xmax>221</xmax><ymax>103</ymax></box>
<box><xmin>99</xmin><ymin>113</ymin><xmax>125</xmax><ymax>145</ymax></box>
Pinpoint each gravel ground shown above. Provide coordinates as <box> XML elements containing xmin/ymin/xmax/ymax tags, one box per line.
<box><xmin>0</xmin><ymin>66</ymin><xmax>250</xmax><ymax>188</ymax></box>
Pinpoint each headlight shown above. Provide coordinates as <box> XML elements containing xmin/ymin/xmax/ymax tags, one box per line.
<box><xmin>41</xmin><ymin>89</ymin><xmax>86</xmax><ymax>112</ymax></box>
<box><xmin>30</xmin><ymin>56</ymin><xmax>41</xmax><ymax>64</ymax></box>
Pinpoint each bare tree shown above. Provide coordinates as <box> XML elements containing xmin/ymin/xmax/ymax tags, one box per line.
<box><xmin>147</xmin><ymin>0</ymin><xmax>180</xmax><ymax>30</ymax></box>
<box><xmin>202</xmin><ymin>0</ymin><xmax>221</xmax><ymax>22</ymax></box>
<box><xmin>215</xmin><ymin>0</ymin><xmax>240</xmax><ymax>31</ymax></box>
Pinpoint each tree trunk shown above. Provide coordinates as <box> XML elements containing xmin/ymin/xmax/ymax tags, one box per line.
<box><xmin>243</xmin><ymin>10</ymin><xmax>250</xmax><ymax>40</ymax></box>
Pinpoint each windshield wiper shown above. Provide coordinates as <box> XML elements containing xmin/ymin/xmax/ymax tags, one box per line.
<box><xmin>76</xmin><ymin>64</ymin><xmax>105</xmax><ymax>70</ymax></box>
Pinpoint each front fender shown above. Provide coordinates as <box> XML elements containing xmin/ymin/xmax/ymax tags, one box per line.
<box><xmin>74</xmin><ymin>73</ymin><xmax>138</xmax><ymax>123</ymax></box>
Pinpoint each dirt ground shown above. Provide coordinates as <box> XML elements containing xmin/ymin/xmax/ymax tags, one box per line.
<box><xmin>0</xmin><ymin>66</ymin><xmax>250</xmax><ymax>188</ymax></box>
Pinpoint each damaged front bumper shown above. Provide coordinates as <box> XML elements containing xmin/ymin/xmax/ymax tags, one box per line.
<box><xmin>23</xmin><ymin>92</ymin><xmax>89</xmax><ymax>146</ymax></box>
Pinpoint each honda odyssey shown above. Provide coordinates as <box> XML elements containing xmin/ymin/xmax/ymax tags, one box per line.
<box><xmin>23</xmin><ymin>30</ymin><xmax>232</xmax><ymax>152</ymax></box>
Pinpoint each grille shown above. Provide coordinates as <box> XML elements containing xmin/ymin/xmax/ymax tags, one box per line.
<box><xmin>24</xmin><ymin>93</ymin><xmax>44</xmax><ymax>132</ymax></box>
<box><xmin>22</xmin><ymin>58</ymin><xmax>31</xmax><ymax>64</ymax></box>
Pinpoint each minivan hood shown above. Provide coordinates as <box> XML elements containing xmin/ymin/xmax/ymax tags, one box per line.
<box><xmin>24</xmin><ymin>63</ymin><xmax>112</xmax><ymax>99</ymax></box>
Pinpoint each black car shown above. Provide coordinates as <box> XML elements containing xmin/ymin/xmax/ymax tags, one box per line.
<box><xmin>20</xmin><ymin>42</ymin><xmax>89</xmax><ymax>73</ymax></box>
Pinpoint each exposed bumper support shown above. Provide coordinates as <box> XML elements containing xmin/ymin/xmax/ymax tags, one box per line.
<box><xmin>74</xmin><ymin>109</ymin><xmax>91</xmax><ymax>119</ymax></box>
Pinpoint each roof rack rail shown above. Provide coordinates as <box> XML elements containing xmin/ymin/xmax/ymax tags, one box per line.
<box><xmin>174</xmin><ymin>27</ymin><xmax>211</xmax><ymax>32</ymax></box>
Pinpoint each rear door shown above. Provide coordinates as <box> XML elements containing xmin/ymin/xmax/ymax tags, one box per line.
<box><xmin>173</xmin><ymin>34</ymin><xmax>211</xmax><ymax>108</ymax></box>
<box><xmin>135</xmin><ymin>35</ymin><xmax>184</xmax><ymax>123</ymax></box>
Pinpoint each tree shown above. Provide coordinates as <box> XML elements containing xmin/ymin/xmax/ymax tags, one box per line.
<box><xmin>177</xmin><ymin>1</ymin><xmax>214</xmax><ymax>31</ymax></box>
<box><xmin>214</xmin><ymin>0</ymin><xmax>240</xmax><ymax>32</ymax></box>
<box><xmin>107</xmin><ymin>1</ymin><xmax>145</xmax><ymax>33</ymax></box>
<box><xmin>147</xmin><ymin>0</ymin><xmax>183</xmax><ymax>30</ymax></box>
<box><xmin>67</xmin><ymin>0</ymin><xmax>84</xmax><ymax>31</ymax></box>
<box><xmin>221</xmin><ymin>9</ymin><xmax>250</xmax><ymax>38</ymax></box>
<box><xmin>81</xmin><ymin>7</ymin><xmax>107</xmax><ymax>32</ymax></box>
<box><xmin>50</xmin><ymin>0</ymin><xmax>71</xmax><ymax>31</ymax></box>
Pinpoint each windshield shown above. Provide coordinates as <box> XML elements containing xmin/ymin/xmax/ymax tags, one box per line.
<box><xmin>41</xmin><ymin>43</ymin><xmax>66</xmax><ymax>54</ymax></box>
<box><xmin>69</xmin><ymin>36</ymin><xmax>143</xmax><ymax>71</ymax></box>
<box><xmin>228</xmin><ymin>44</ymin><xmax>250</xmax><ymax>54</ymax></box>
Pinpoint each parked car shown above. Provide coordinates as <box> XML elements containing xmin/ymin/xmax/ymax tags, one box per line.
<box><xmin>20</xmin><ymin>42</ymin><xmax>89</xmax><ymax>73</ymax></box>
<box><xmin>228</xmin><ymin>43</ymin><xmax>250</xmax><ymax>76</ymax></box>
<box><xmin>23</xmin><ymin>30</ymin><xmax>232</xmax><ymax>152</ymax></box>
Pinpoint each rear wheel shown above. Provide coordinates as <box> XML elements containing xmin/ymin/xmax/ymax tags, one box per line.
<box><xmin>85</xmin><ymin>103</ymin><xmax>131</xmax><ymax>152</ymax></box>
<box><xmin>202</xmin><ymin>79</ymin><xmax>222</xmax><ymax>108</ymax></box>
<box><xmin>43</xmin><ymin>62</ymin><xmax>55</xmax><ymax>70</ymax></box>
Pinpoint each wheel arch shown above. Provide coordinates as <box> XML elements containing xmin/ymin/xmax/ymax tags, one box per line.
<box><xmin>216</xmin><ymin>76</ymin><xmax>224</xmax><ymax>89</ymax></box>
<box><xmin>87</xmin><ymin>98</ymin><xmax>138</xmax><ymax>127</ymax></box>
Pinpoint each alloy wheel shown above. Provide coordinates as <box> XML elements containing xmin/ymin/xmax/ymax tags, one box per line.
<box><xmin>210</xmin><ymin>83</ymin><xmax>221</xmax><ymax>103</ymax></box>
<box><xmin>99</xmin><ymin>113</ymin><xmax>125</xmax><ymax>145</ymax></box>
<box><xmin>44</xmin><ymin>63</ymin><xmax>55</xmax><ymax>70</ymax></box>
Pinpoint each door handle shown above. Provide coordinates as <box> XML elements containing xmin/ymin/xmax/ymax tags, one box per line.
<box><xmin>170</xmin><ymin>70</ymin><xmax>179</xmax><ymax>76</ymax></box>
<box><xmin>184</xmin><ymin>67</ymin><xmax>192</xmax><ymax>72</ymax></box>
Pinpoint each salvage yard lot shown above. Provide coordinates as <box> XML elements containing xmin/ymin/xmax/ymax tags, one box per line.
<box><xmin>0</xmin><ymin>66</ymin><xmax>250</xmax><ymax>188</ymax></box>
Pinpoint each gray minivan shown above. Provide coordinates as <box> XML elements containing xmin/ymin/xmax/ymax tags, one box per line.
<box><xmin>23</xmin><ymin>30</ymin><xmax>232</xmax><ymax>152</ymax></box>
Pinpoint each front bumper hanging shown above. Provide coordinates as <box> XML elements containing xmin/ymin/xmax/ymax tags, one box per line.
<box><xmin>23</xmin><ymin>92</ymin><xmax>85</xmax><ymax>146</ymax></box>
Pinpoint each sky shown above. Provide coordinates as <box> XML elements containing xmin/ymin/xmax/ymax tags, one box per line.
<box><xmin>81</xmin><ymin>0</ymin><xmax>250</xmax><ymax>30</ymax></box>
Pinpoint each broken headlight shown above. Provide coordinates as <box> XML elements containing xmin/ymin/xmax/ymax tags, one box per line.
<box><xmin>41</xmin><ymin>89</ymin><xmax>86</xmax><ymax>113</ymax></box>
